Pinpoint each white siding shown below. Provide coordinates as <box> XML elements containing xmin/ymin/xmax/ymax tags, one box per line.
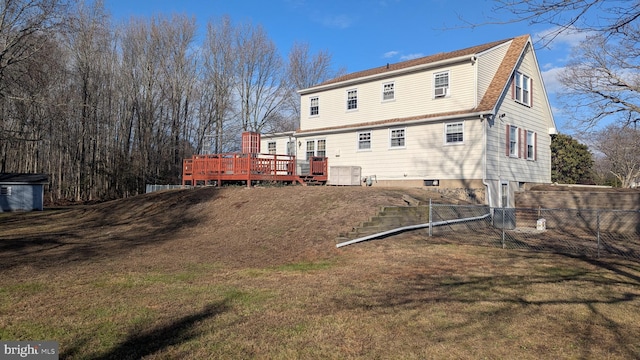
<box><xmin>300</xmin><ymin>61</ymin><xmax>478</xmax><ymax>131</ymax></box>
<box><xmin>260</xmin><ymin>135</ymin><xmax>296</xmax><ymax>156</ymax></box>
<box><xmin>297</xmin><ymin>118</ymin><xmax>484</xmax><ymax>181</ymax></box>
<box><xmin>486</xmin><ymin>44</ymin><xmax>553</xmax><ymax>185</ymax></box>
<box><xmin>476</xmin><ymin>41</ymin><xmax>510</xmax><ymax>106</ymax></box>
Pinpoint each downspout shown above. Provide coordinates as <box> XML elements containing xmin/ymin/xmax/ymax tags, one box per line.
<box><xmin>473</xmin><ymin>56</ymin><xmax>493</xmax><ymax>208</ymax></box>
<box><xmin>481</xmin><ymin>114</ymin><xmax>493</xmax><ymax>208</ymax></box>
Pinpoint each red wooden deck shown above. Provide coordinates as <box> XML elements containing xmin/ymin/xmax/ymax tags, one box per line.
<box><xmin>182</xmin><ymin>153</ymin><xmax>328</xmax><ymax>187</ymax></box>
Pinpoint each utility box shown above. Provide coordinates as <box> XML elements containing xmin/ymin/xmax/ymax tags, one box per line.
<box><xmin>329</xmin><ymin>166</ymin><xmax>361</xmax><ymax>186</ymax></box>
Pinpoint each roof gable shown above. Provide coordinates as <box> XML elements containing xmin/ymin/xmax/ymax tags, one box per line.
<box><xmin>476</xmin><ymin>35</ymin><xmax>530</xmax><ymax>113</ymax></box>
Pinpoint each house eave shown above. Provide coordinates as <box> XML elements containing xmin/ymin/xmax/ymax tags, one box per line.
<box><xmin>298</xmin><ymin>54</ymin><xmax>478</xmax><ymax>95</ymax></box>
<box><xmin>295</xmin><ymin>111</ymin><xmax>494</xmax><ymax>137</ymax></box>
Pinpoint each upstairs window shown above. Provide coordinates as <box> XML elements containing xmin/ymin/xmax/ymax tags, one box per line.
<box><xmin>267</xmin><ymin>142</ymin><xmax>276</xmax><ymax>154</ymax></box>
<box><xmin>445</xmin><ymin>122</ymin><xmax>464</xmax><ymax>144</ymax></box>
<box><xmin>358</xmin><ymin>131</ymin><xmax>371</xmax><ymax>150</ymax></box>
<box><xmin>390</xmin><ymin>128</ymin><xmax>405</xmax><ymax>148</ymax></box>
<box><xmin>347</xmin><ymin>89</ymin><xmax>358</xmax><ymax>110</ymax></box>
<box><xmin>382</xmin><ymin>82</ymin><xmax>395</xmax><ymax>101</ymax></box>
<box><xmin>310</xmin><ymin>97</ymin><xmax>319</xmax><ymax>116</ymax></box>
<box><xmin>434</xmin><ymin>71</ymin><xmax>449</xmax><ymax>98</ymax></box>
<box><xmin>514</xmin><ymin>72</ymin><xmax>532</xmax><ymax>106</ymax></box>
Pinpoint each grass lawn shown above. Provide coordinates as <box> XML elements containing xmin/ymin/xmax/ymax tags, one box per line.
<box><xmin>1</xmin><ymin>187</ymin><xmax>639</xmax><ymax>359</ymax></box>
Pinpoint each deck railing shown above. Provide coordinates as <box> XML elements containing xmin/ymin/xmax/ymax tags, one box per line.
<box><xmin>182</xmin><ymin>153</ymin><xmax>326</xmax><ymax>186</ymax></box>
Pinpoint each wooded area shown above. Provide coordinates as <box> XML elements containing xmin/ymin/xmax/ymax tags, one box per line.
<box><xmin>0</xmin><ymin>0</ymin><xmax>339</xmax><ymax>202</ymax></box>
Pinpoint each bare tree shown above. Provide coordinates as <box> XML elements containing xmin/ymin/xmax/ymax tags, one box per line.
<box><xmin>0</xmin><ymin>0</ymin><xmax>72</xmax><ymax>151</ymax></box>
<box><xmin>119</xmin><ymin>16</ymin><xmax>165</xmax><ymax>192</ymax></box>
<box><xmin>156</xmin><ymin>13</ymin><xmax>197</xmax><ymax>182</ymax></box>
<box><xmin>234</xmin><ymin>22</ymin><xmax>286</xmax><ymax>133</ymax></box>
<box><xmin>199</xmin><ymin>15</ymin><xmax>236</xmax><ymax>153</ymax></box>
<box><xmin>592</xmin><ymin>123</ymin><xmax>640</xmax><ymax>188</ymax></box>
<box><xmin>558</xmin><ymin>34</ymin><xmax>640</xmax><ymax>129</ymax></box>
<box><xmin>63</xmin><ymin>0</ymin><xmax>115</xmax><ymax>201</ymax></box>
<box><xmin>0</xmin><ymin>0</ymin><xmax>71</xmax><ymax>92</ymax></box>
<box><xmin>488</xmin><ymin>0</ymin><xmax>640</xmax><ymax>45</ymax></box>
<box><xmin>284</xmin><ymin>42</ymin><xmax>342</xmax><ymax>130</ymax></box>
<box><xmin>480</xmin><ymin>1</ymin><xmax>640</xmax><ymax>130</ymax></box>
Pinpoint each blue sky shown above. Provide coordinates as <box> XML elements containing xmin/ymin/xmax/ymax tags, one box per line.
<box><xmin>104</xmin><ymin>0</ymin><xmax>589</xmax><ymax>133</ymax></box>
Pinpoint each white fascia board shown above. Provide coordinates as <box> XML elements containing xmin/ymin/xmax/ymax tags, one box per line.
<box><xmin>295</xmin><ymin>111</ymin><xmax>493</xmax><ymax>137</ymax></box>
<box><xmin>298</xmin><ymin>54</ymin><xmax>477</xmax><ymax>95</ymax></box>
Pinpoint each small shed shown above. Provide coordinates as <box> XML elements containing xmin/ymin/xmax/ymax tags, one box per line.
<box><xmin>0</xmin><ymin>173</ymin><xmax>49</xmax><ymax>212</ymax></box>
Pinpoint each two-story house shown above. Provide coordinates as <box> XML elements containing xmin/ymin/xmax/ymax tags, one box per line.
<box><xmin>261</xmin><ymin>35</ymin><xmax>556</xmax><ymax>208</ymax></box>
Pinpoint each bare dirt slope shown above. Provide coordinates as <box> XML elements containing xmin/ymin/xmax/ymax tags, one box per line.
<box><xmin>0</xmin><ymin>186</ymin><xmax>438</xmax><ymax>272</ymax></box>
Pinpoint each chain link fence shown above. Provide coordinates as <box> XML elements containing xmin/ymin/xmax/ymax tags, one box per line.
<box><xmin>426</xmin><ymin>204</ymin><xmax>640</xmax><ymax>260</ymax></box>
<box><xmin>145</xmin><ymin>184</ymin><xmax>192</xmax><ymax>193</ymax></box>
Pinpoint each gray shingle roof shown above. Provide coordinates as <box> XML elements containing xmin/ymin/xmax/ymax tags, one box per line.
<box><xmin>296</xmin><ymin>35</ymin><xmax>531</xmax><ymax>134</ymax></box>
<box><xmin>0</xmin><ymin>173</ymin><xmax>49</xmax><ymax>184</ymax></box>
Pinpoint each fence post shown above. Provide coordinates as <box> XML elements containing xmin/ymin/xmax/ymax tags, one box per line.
<box><xmin>501</xmin><ymin>207</ymin><xmax>506</xmax><ymax>249</ymax></box>
<box><xmin>428</xmin><ymin>199</ymin><xmax>432</xmax><ymax>237</ymax></box>
<box><xmin>597</xmin><ymin>209</ymin><xmax>601</xmax><ymax>258</ymax></box>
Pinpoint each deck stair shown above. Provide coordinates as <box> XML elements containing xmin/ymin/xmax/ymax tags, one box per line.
<box><xmin>296</xmin><ymin>175</ymin><xmax>325</xmax><ymax>186</ymax></box>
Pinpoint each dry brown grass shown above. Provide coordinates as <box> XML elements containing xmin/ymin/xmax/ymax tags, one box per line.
<box><xmin>1</xmin><ymin>186</ymin><xmax>639</xmax><ymax>359</ymax></box>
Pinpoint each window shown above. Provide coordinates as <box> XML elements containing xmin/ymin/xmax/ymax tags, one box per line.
<box><xmin>526</xmin><ymin>130</ymin><xmax>536</xmax><ymax>160</ymax></box>
<box><xmin>445</xmin><ymin>122</ymin><xmax>464</xmax><ymax>144</ymax></box>
<box><xmin>267</xmin><ymin>142</ymin><xmax>276</xmax><ymax>154</ymax></box>
<box><xmin>514</xmin><ymin>72</ymin><xmax>532</xmax><ymax>106</ymax></box>
<box><xmin>347</xmin><ymin>89</ymin><xmax>358</xmax><ymax>110</ymax></box>
<box><xmin>310</xmin><ymin>97</ymin><xmax>319</xmax><ymax>116</ymax></box>
<box><xmin>434</xmin><ymin>71</ymin><xmax>449</xmax><ymax>98</ymax></box>
<box><xmin>501</xmin><ymin>182</ymin><xmax>509</xmax><ymax>208</ymax></box>
<box><xmin>506</xmin><ymin>125</ymin><xmax>521</xmax><ymax>157</ymax></box>
<box><xmin>0</xmin><ymin>186</ymin><xmax>11</xmax><ymax>196</ymax></box>
<box><xmin>358</xmin><ymin>131</ymin><xmax>371</xmax><ymax>150</ymax></box>
<box><xmin>305</xmin><ymin>139</ymin><xmax>326</xmax><ymax>159</ymax></box>
<box><xmin>508</xmin><ymin>125</ymin><xmax>518</xmax><ymax>157</ymax></box>
<box><xmin>382</xmin><ymin>82</ymin><xmax>395</xmax><ymax>101</ymax></box>
<box><xmin>306</xmin><ymin>141</ymin><xmax>315</xmax><ymax>160</ymax></box>
<box><xmin>390</xmin><ymin>128</ymin><xmax>405</xmax><ymax>148</ymax></box>
<box><xmin>317</xmin><ymin>139</ymin><xmax>326</xmax><ymax>157</ymax></box>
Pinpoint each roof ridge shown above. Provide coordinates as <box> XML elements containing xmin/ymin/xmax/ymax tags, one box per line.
<box><xmin>313</xmin><ymin>35</ymin><xmax>528</xmax><ymax>88</ymax></box>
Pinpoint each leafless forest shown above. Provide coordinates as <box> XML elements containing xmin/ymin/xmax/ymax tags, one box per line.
<box><xmin>0</xmin><ymin>0</ymin><xmax>339</xmax><ymax>202</ymax></box>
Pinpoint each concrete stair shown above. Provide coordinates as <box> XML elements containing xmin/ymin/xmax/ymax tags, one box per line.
<box><xmin>338</xmin><ymin>205</ymin><xmax>431</xmax><ymax>240</ymax></box>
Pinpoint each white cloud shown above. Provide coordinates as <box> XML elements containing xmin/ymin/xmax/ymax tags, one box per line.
<box><xmin>534</xmin><ymin>26</ymin><xmax>595</xmax><ymax>49</ymax></box>
<box><xmin>380</xmin><ymin>51</ymin><xmax>423</xmax><ymax>61</ymax></box>
<box><xmin>383</xmin><ymin>51</ymin><xmax>399</xmax><ymax>58</ymax></box>
<box><xmin>320</xmin><ymin>14</ymin><xmax>354</xmax><ymax>29</ymax></box>
<box><xmin>541</xmin><ymin>66</ymin><xmax>566</xmax><ymax>95</ymax></box>
<box><xmin>400</xmin><ymin>53</ymin><xmax>424</xmax><ymax>61</ymax></box>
